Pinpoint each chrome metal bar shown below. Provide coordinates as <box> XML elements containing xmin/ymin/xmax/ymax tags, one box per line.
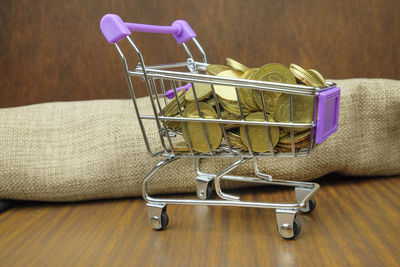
<box><xmin>126</xmin><ymin>36</ymin><xmax>167</xmax><ymax>153</ymax></box>
<box><xmin>182</xmin><ymin>42</ymin><xmax>194</xmax><ymax>60</ymax></box>
<box><xmin>259</xmin><ymin>90</ymin><xmax>275</xmax><ymax>155</ymax></box>
<box><xmin>210</xmin><ymin>84</ymin><xmax>233</xmax><ymax>155</ymax></box>
<box><xmin>171</xmin><ymin>81</ymin><xmax>195</xmax><ymax>156</ymax></box>
<box><xmin>219</xmin><ymin>175</ymin><xmax>318</xmax><ymax>189</ymax></box>
<box><xmin>253</xmin><ymin>158</ymin><xmax>272</xmax><ymax>181</ymax></box>
<box><xmin>214</xmin><ymin>158</ymin><xmax>248</xmax><ymax>200</ymax></box>
<box><xmin>194</xmin><ymin>62</ymin><xmax>209</xmax><ymax>72</ymax></box>
<box><xmin>190</xmin><ymin>82</ymin><xmax>214</xmax><ymax>155</ymax></box>
<box><xmin>151</xmin><ymin>78</ymin><xmax>174</xmax><ymax>153</ymax></box>
<box><xmin>129</xmin><ymin>69</ymin><xmax>326</xmax><ymax>95</ymax></box>
<box><xmin>143</xmin><ymin>158</ymin><xmax>319</xmax><ymax>209</ymax></box>
<box><xmin>150</xmin><ymin>78</ymin><xmax>162</xmax><ymax>116</ymax></box>
<box><xmin>141</xmin><ymin>156</ymin><xmax>180</xmax><ymax>200</ymax></box>
<box><xmin>148</xmin><ymin>77</ymin><xmax>168</xmax><ymax>154</ymax></box>
<box><xmin>146</xmin><ymin>196</ymin><xmax>304</xmax><ymax>209</ymax></box>
<box><xmin>142</xmin><ymin>115</ymin><xmax>315</xmax><ymax>128</ymax></box>
<box><xmin>289</xmin><ymin>94</ymin><xmax>296</xmax><ymax>155</ymax></box>
<box><xmin>308</xmin><ymin>96</ymin><xmax>317</xmax><ymax>151</ymax></box>
<box><xmin>159</xmin><ymin>79</ymin><xmax>167</xmax><ymax>105</ymax></box>
<box><xmin>192</xmin><ymin>38</ymin><xmax>207</xmax><ymax>63</ymax></box>
<box><xmin>157</xmin><ymin>150</ymin><xmax>311</xmax><ymax>159</ymax></box>
<box><xmin>236</xmin><ymin>87</ymin><xmax>254</xmax><ymax>157</ymax></box>
<box><xmin>114</xmin><ymin>43</ymin><xmax>152</xmax><ymax>155</ymax></box>
<box><xmin>194</xmin><ymin>158</ymin><xmax>213</xmax><ymax>178</ymax></box>
<box><xmin>143</xmin><ymin>62</ymin><xmax>189</xmax><ymax>70</ymax></box>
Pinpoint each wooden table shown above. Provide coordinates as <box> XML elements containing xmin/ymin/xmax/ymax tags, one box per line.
<box><xmin>0</xmin><ymin>174</ymin><xmax>399</xmax><ymax>266</ymax></box>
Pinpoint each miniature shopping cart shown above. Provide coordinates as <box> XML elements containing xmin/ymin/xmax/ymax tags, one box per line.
<box><xmin>100</xmin><ymin>14</ymin><xmax>341</xmax><ymax>239</ymax></box>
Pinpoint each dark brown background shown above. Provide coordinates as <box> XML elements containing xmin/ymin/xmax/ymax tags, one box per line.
<box><xmin>0</xmin><ymin>0</ymin><xmax>399</xmax><ymax>108</ymax></box>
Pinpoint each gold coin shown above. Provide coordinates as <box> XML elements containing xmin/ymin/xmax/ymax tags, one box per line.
<box><xmin>165</xmin><ymin>114</ymin><xmax>182</xmax><ymax>131</ymax></box>
<box><xmin>220</xmin><ymin>99</ymin><xmax>251</xmax><ymax>116</ymax></box>
<box><xmin>172</xmin><ymin>141</ymin><xmax>190</xmax><ymax>152</ymax></box>
<box><xmin>276</xmin><ymin>139</ymin><xmax>310</xmax><ymax>152</ymax></box>
<box><xmin>277</xmin><ymin>139</ymin><xmax>310</xmax><ymax>149</ymax></box>
<box><xmin>227</xmin><ymin>132</ymin><xmax>249</xmax><ymax>151</ymax></box>
<box><xmin>246</xmin><ymin>69</ymin><xmax>264</xmax><ymax>111</ymax></box>
<box><xmin>238</xmin><ymin>68</ymin><xmax>260</xmax><ymax>111</ymax></box>
<box><xmin>275</xmin><ymin>93</ymin><xmax>315</xmax><ymax>132</ymax></box>
<box><xmin>214</xmin><ymin>70</ymin><xmax>243</xmax><ymax>102</ymax></box>
<box><xmin>221</xmin><ymin>111</ymin><xmax>241</xmax><ymax>129</ymax></box>
<box><xmin>279</xmin><ymin>127</ymin><xmax>290</xmax><ymax>138</ymax></box>
<box><xmin>289</xmin><ymin>64</ymin><xmax>320</xmax><ymax>87</ymax></box>
<box><xmin>185</xmin><ymin>83</ymin><xmax>213</xmax><ymax>102</ymax></box>
<box><xmin>184</xmin><ymin>102</ymin><xmax>217</xmax><ymax>118</ymax></box>
<box><xmin>239</xmin><ymin>112</ymin><xmax>279</xmax><ymax>152</ymax></box>
<box><xmin>227</xmin><ymin>131</ymin><xmax>243</xmax><ymax>142</ymax></box>
<box><xmin>206</xmin><ymin>97</ymin><xmax>216</xmax><ymax>107</ymax></box>
<box><xmin>231</xmin><ymin>142</ymin><xmax>249</xmax><ymax>151</ymax></box>
<box><xmin>253</xmin><ymin>64</ymin><xmax>296</xmax><ymax>115</ymax></box>
<box><xmin>161</xmin><ymin>89</ymin><xmax>186</xmax><ymax>117</ymax></box>
<box><xmin>279</xmin><ymin>130</ymin><xmax>311</xmax><ymax>144</ymax></box>
<box><xmin>290</xmin><ymin>68</ymin><xmax>319</xmax><ymax>87</ymax></box>
<box><xmin>182</xmin><ymin>103</ymin><xmax>222</xmax><ymax>153</ymax></box>
<box><xmin>206</xmin><ymin>64</ymin><xmax>232</xmax><ymax>75</ymax></box>
<box><xmin>226</xmin><ymin>58</ymin><xmax>249</xmax><ymax>72</ymax></box>
<box><xmin>307</xmin><ymin>69</ymin><xmax>327</xmax><ymax>86</ymax></box>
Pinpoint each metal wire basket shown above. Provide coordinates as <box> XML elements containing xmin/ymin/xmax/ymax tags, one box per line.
<box><xmin>100</xmin><ymin>14</ymin><xmax>341</xmax><ymax>239</ymax></box>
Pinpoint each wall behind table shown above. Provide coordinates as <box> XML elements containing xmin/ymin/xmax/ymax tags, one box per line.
<box><xmin>0</xmin><ymin>0</ymin><xmax>399</xmax><ymax>108</ymax></box>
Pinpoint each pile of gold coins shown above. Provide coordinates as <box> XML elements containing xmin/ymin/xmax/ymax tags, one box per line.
<box><xmin>162</xmin><ymin>58</ymin><xmax>327</xmax><ymax>153</ymax></box>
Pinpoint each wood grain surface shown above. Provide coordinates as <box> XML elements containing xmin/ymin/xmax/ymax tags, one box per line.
<box><xmin>0</xmin><ymin>174</ymin><xmax>399</xmax><ymax>266</ymax></box>
<box><xmin>1</xmin><ymin>0</ymin><xmax>399</xmax><ymax>108</ymax></box>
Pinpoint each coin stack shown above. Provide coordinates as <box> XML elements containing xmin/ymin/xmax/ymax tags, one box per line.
<box><xmin>161</xmin><ymin>58</ymin><xmax>327</xmax><ymax>153</ymax></box>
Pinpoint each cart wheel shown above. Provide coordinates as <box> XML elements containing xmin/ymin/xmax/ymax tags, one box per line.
<box><xmin>292</xmin><ymin>218</ymin><xmax>301</xmax><ymax>238</ymax></box>
<box><xmin>280</xmin><ymin>218</ymin><xmax>301</xmax><ymax>239</ymax></box>
<box><xmin>205</xmin><ymin>182</ymin><xmax>213</xmax><ymax>199</ymax></box>
<box><xmin>196</xmin><ymin>178</ymin><xmax>214</xmax><ymax>200</ymax></box>
<box><xmin>147</xmin><ymin>203</ymin><xmax>169</xmax><ymax>230</ymax></box>
<box><xmin>160</xmin><ymin>210</ymin><xmax>169</xmax><ymax>230</ymax></box>
<box><xmin>276</xmin><ymin>210</ymin><xmax>301</xmax><ymax>239</ymax></box>
<box><xmin>300</xmin><ymin>197</ymin><xmax>316</xmax><ymax>213</ymax></box>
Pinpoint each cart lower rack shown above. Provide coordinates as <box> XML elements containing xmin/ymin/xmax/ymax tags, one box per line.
<box><xmin>100</xmin><ymin>14</ymin><xmax>341</xmax><ymax>239</ymax></box>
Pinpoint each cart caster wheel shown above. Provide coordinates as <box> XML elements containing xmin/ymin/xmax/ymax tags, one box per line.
<box><xmin>147</xmin><ymin>203</ymin><xmax>169</xmax><ymax>230</ymax></box>
<box><xmin>301</xmin><ymin>197</ymin><xmax>316</xmax><ymax>213</ymax></box>
<box><xmin>292</xmin><ymin>218</ymin><xmax>301</xmax><ymax>238</ymax></box>
<box><xmin>276</xmin><ymin>209</ymin><xmax>300</xmax><ymax>239</ymax></box>
<box><xmin>279</xmin><ymin>218</ymin><xmax>301</xmax><ymax>240</ymax></box>
<box><xmin>196</xmin><ymin>176</ymin><xmax>214</xmax><ymax>200</ymax></box>
<box><xmin>205</xmin><ymin>182</ymin><xmax>213</xmax><ymax>199</ymax></box>
<box><xmin>159</xmin><ymin>210</ymin><xmax>169</xmax><ymax>230</ymax></box>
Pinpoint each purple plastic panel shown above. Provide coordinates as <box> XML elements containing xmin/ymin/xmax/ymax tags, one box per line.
<box><xmin>315</xmin><ymin>86</ymin><xmax>341</xmax><ymax>144</ymax></box>
<box><xmin>100</xmin><ymin>14</ymin><xmax>196</xmax><ymax>44</ymax></box>
<box><xmin>100</xmin><ymin>14</ymin><xmax>131</xmax><ymax>44</ymax></box>
<box><xmin>171</xmin><ymin>20</ymin><xmax>197</xmax><ymax>44</ymax></box>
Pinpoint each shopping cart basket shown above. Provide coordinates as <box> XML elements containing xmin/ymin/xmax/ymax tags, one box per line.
<box><xmin>100</xmin><ymin>14</ymin><xmax>341</xmax><ymax>239</ymax></box>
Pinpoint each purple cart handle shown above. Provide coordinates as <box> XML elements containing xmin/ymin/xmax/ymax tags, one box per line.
<box><xmin>100</xmin><ymin>14</ymin><xmax>196</xmax><ymax>44</ymax></box>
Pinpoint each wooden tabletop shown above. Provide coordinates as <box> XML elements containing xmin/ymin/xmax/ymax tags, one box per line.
<box><xmin>0</xmin><ymin>174</ymin><xmax>399</xmax><ymax>266</ymax></box>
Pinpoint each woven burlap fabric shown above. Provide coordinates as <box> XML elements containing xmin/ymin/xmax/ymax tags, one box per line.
<box><xmin>0</xmin><ymin>79</ymin><xmax>399</xmax><ymax>201</ymax></box>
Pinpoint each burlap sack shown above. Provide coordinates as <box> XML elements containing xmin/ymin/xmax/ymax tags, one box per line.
<box><xmin>0</xmin><ymin>79</ymin><xmax>399</xmax><ymax>201</ymax></box>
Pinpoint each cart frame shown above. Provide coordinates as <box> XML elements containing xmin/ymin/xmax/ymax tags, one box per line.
<box><xmin>100</xmin><ymin>14</ymin><xmax>340</xmax><ymax>239</ymax></box>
